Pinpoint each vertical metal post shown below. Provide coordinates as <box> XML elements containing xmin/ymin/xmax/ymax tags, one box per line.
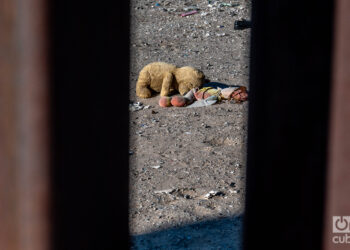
<box><xmin>243</xmin><ymin>1</ymin><xmax>333</xmax><ymax>249</ymax></box>
<box><xmin>323</xmin><ymin>0</ymin><xmax>350</xmax><ymax>249</ymax></box>
<box><xmin>0</xmin><ymin>0</ymin><xmax>50</xmax><ymax>249</ymax></box>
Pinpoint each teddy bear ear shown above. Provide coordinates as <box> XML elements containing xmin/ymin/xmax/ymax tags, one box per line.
<box><xmin>196</xmin><ymin>70</ymin><xmax>204</xmax><ymax>78</ymax></box>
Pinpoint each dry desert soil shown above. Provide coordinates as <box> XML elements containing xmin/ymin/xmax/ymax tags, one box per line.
<box><xmin>129</xmin><ymin>0</ymin><xmax>251</xmax><ymax>249</ymax></box>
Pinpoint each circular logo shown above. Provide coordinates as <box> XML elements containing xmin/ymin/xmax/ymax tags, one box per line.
<box><xmin>335</xmin><ymin>217</ymin><xmax>349</xmax><ymax>231</ymax></box>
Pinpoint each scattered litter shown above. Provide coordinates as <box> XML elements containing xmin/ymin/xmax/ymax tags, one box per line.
<box><xmin>129</xmin><ymin>102</ymin><xmax>152</xmax><ymax>111</ymax></box>
<box><xmin>234</xmin><ymin>19</ymin><xmax>252</xmax><ymax>30</ymax></box>
<box><xmin>185</xmin><ymin>132</ymin><xmax>192</xmax><ymax>135</ymax></box>
<box><xmin>129</xmin><ymin>102</ymin><xmax>144</xmax><ymax>111</ymax></box>
<box><xmin>155</xmin><ymin>3</ymin><xmax>160</xmax><ymax>7</ymax></box>
<box><xmin>150</xmin><ymin>165</ymin><xmax>161</xmax><ymax>169</ymax></box>
<box><xmin>229</xmin><ymin>182</ymin><xmax>236</xmax><ymax>187</ymax></box>
<box><xmin>219</xmin><ymin>3</ymin><xmax>240</xmax><ymax>7</ymax></box>
<box><xmin>181</xmin><ymin>10</ymin><xmax>198</xmax><ymax>17</ymax></box>
<box><xmin>233</xmin><ymin>190</ymin><xmax>240</xmax><ymax>194</ymax></box>
<box><xmin>166</xmin><ymin>8</ymin><xmax>177</xmax><ymax>12</ymax></box>
<box><xmin>201</xmin><ymin>123</ymin><xmax>210</xmax><ymax>128</ymax></box>
<box><xmin>183</xmin><ymin>6</ymin><xmax>199</xmax><ymax>11</ymax></box>
<box><xmin>201</xmin><ymin>12</ymin><xmax>209</xmax><ymax>16</ymax></box>
<box><xmin>203</xmin><ymin>190</ymin><xmax>225</xmax><ymax>199</ymax></box>
<box><xmin>216</xmin><ymin>33</ymin><xmax>227</xmax><ymax>37</ymax></box>
<box><xmin>129</xmin><ymin>150</ymin><xmax>134</xmax><ymax>155</ymax></box>
<box><xmin>154</xmin><ymin>189</ymin><xmax>174</xmax><ymax>194</ymax></box>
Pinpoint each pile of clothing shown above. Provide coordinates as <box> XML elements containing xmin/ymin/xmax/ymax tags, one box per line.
<box><xmin>158</xmin><ymin>86</ymin><xmax>248</xmax><ymax>108</ymax></box>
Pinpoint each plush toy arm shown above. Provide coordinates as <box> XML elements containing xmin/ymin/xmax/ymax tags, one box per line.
<box><xmin>136</xmin><ymin>69</ymin><xmax>152</xmax><ymax>98</ymax></box>
<box><xmin>178</xmin><ymin>84</ymin><xmax>191</xmax><ymax>96</ymax></box>
<box><xmin>160</xmin><ymin>73</ymin><xmax>174</xmax><ymax>97</ymax></box>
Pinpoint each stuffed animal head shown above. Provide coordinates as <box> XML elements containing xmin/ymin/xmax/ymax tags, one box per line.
<box><xmin>175</xmin><ymin>66</ymin><xmax>205</xmax><ymax>94</ymax></box>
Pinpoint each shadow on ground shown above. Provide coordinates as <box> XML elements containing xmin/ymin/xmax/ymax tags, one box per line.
<box><xmin>203</xmin><ymin>82</ymin><xmax>241</xmax><ymax>89</ymax></box>
<box><xmin>131</xmin><ymin>214</ymin><xmax>243</xmax><ymax>250</ymax></box>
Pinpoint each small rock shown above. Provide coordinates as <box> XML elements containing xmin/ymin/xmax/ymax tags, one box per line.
<box><xmin>154</xmin><ymin>189</ymin><xmax>175</xmax><ymax>194</ymax></box>
<box><xmin>203</xmin><ymin>190</ymin><xmax>225</xmax><ymax>199</ymax></box>
<box><xmin>184</xmin><ymin>194</ymin><xmax>191</xmax><ymax>199</ymax></box>
<box><xmin>201</xmin><ymin>123</ymin><xmax>210</xmax><ymax>128</ymax></box>
<box><xmin>150</xmin><ymin>165</ymin><xmax>161</xmax><ymax>169</ymax></box>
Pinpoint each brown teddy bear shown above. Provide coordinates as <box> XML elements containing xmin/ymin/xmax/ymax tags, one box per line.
<box><xmin>136</xmin><ymin>62</ymin><xmax>205</xmax><ymax>98</ymax></box>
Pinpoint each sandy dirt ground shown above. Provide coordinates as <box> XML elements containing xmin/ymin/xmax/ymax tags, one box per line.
<box><xmin>129</xmin><ymin>0</ymin><xmax>251</xmax><ymax>248</ymax></box>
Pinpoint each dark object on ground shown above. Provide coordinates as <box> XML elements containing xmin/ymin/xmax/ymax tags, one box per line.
<box><xmin>203</xmin><ymin>81</ymin><xmax>239</xmax><ymax>89</ymax></box>
<box><xmin>234</xmin><ymin>19</ymin><xmax>251</xmax><ymax>30</ymax></box>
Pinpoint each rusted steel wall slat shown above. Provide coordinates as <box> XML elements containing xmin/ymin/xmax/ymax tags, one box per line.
<box><xmin>0</xmin><ymin>0</ymin><xmax>50</xmax><ymax>249</ymax></box>
<box><xmin>323</xmin><ymin>0</ymin><xmax>350</xmax><ymax>249</ymax></box>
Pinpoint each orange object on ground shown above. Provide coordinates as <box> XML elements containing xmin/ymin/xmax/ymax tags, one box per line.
<box><xmin>171</xmin><ymin>96</ymin><xmax>187</xmax><ymax>107</ymax></box>
<box><xmin>159</xmin><ymin>96</ymin><xmax>172</xmax><ymax>107</ymax></box>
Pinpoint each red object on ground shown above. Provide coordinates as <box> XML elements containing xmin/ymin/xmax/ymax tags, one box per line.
<box><xmin>181</xmin><ymin>10</ymin><xmax>198</xmax><ymax>17</ymax></box>
<box><xmin>171</xmin><ymin>96</ymin><xmax>187</xmax><ymax>107</ymax></box>
<box><xmin>159</xmin><ymin>96</ymin><xmax>172</xmax><ymax>107</ymax></box>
